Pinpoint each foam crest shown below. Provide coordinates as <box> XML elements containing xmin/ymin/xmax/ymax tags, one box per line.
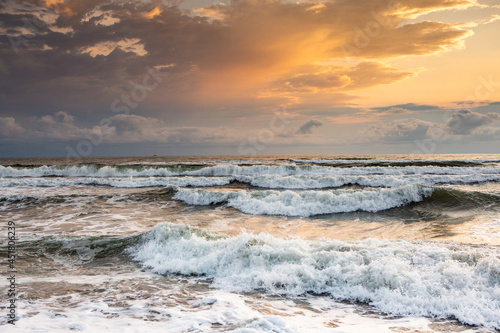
<box><xmin>172</xmin><ymin>185</ymin><xmax>432</xmax><ymax>216</ymax></box>
<box><xmin>291</xmin><ymin>158</ymin><xmax>500</xmax><ymax>164</ymax></box>
<box><xmin>0</xmin><ymin>176</ymin><xmax>232</xmax><ymax>188</ymax></box>
<box><xmin>235</xmin><ymin>174</ymin><xmax>500</xmax><ymax>189</ymax></box>
<box><xmin>186</xmin><ymin>164</ymin><xmax>500</xmax><ymax>176</ymax></box>
<box><xmin>3</xmin><ymin>164</ymin><xmax>500</xmax><ymax>178</ymax></box>
<box><xmin>128</xmin><ymin>223</ymin><xmax>500</xmax><ymax>329</ymax></box>
<box><xmin>0</xmin><ymin>165</ymin><xmax>177</xmax><ymax>178</ymax></box>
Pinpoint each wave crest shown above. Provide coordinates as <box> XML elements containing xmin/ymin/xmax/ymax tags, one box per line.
<box><xmin>127</xmin><ymin>223</ymin><xmax>500</xmax><ymax>328</ymax></box>
<box><xmin>172</xmin><ymin>185</ymin><xmax>432</xmax><ymax>216</ymax></box>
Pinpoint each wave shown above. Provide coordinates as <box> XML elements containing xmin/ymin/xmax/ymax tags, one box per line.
<box><xmin>0</xmin><ymin>233</ymin><xmax>141</xmax><ymax>262</ymax></box>
<box><xmin>184</xmin><ymin>164</ymin><xmax>500</xmax><ymax>177</ymax></box>
<box><xmin>3</xmin><ymin>185</ymin><xmax>498</xmax><ymax>215</ymax></box>
<box><xmin>290</xmin><ymin>158</ymin><xmax>500</xmax><ymax>167</ymax></box>
<box><xmin>423</xmin><ymin>187</ymin><xmax>500</xmax><ymax>210</ymax></box>
<box><xmin>4</xmin><ymin>223</ymin><xmax>499</xmax><ymax>328</ymax></box>
<box><xmin>127</xmin><ymin>223</ymin><xmax>500</xmax><ymax>329</ymax></box>
<box><xmin>0</xmin><ymin>165</ymin><xmax>176</xmax><ymax>178</ymax></box>
<box><xmin>234</xmin><ymin>174</ymin><xmax>500</xmax><ymax>189</ymax></box>
<box><xmin>0</xmin><ymin>176</ymin><xmax>232</xmax><ymax>188</ymax></box>
<box><xmin>172</xmin><ymin>185</ymin><xmax>432</xmax><ymax>216</ymax></box>
<box><xmin>2</xmin><ymin>173</ymin><xmax>500</xmax><ymax>189</ymax></box>
<box><xmin>3</xmin><ymin>164</ymin><xmax>500</xmax><ymax>178</ymax></box>
<box><xmin>117</xmin><ymin>160</ymin><xmax>273</xmax><ymax>166</ymax></box>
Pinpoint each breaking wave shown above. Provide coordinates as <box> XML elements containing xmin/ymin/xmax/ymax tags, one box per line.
<box><xmin>234</xmin><ymin>174</ymin><xmax>500</xmax><ymax>189</ymax></box>
<box><xmin>3</xmin><ymin>164</ymin><xmax>500</xmax><ymax>178</ymax></box>
<box><xmin>0</xmin><ymin>176</ymin><xmax>232</xmax><ymax>188</ymax></box>
<box><xmin>290</xmin><ymin>158</ymin><xmax>500</xmax><ymax>167</ymax></box>
<box><xmin>172</xmin><ymin>185</ymin><xmax>433</xmax><ymax>216</ymax></box>
<box><xmin>127</xmin><ymin>223</ymin><xmax>500</xmax><ymax>329</ymax></box>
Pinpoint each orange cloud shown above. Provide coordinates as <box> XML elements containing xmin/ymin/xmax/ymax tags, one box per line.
<box><xmin>270</xmin><ymin>62</ymin><xmax>414</xmax><ymax>93</ymax></box>
<box><xmin>143</xmin><ymin>6</ymin><xmax>162</xmax><ymax>19</ymax></box>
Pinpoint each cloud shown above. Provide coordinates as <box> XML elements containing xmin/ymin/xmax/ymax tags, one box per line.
<box><xmin>271</xmin><ymin>62</ymin><xmax>413</xmax><ymax>93</ymax></box>
<box><xmin>371</xmin><ymin>103</ymin><xmax>442</xmax><ymax>113</ymax></box>
<box><xmin>1</xmin><ymin>0</ymin><xmax>497</xmax><ymax>156</ymax></box>
<box><xmin>103</xmin><ymin>114</ymin><xmax>166</xmax><ymax>142</ymax></box>
<box><xmin>1</xmin><ymin>112</ymin><xmax>334</xmax><ymax>149</ymax></box>
<box><xmin>365</xmin><ymin>118</ymin><xmax>437</xmax><ymax>142</ymax></box>
<box><xmin>445</xmin><ymin>109</ymin><xmax>500</xmax><ymax>135</ymax></box>
<box><xmin>101</xmin><ymin>114</ymin><xmax>243</xmax><ymax>144</ymax></box>
<box><xmin>31</xmin><ymin>111</ymin><xmax>85</xmax><ymax>140</ymax></box>
<box><xmin>382</xmin><ymin>107</ymin><xmax>413</xmax><ymax>115</ymax></box>
<box><xmin>364</xmin><ymin>110</ymin><xmax>500</xmax><ymax>143</ymax></box>
<box><xmin>79</xmin><ymin>38</ymin><xmax>147</xmax><ymax>57</ymax></box>
<box><xmin>0</xmin><ymin>112</ymin><xmax>239</xmax><ymax>144</ymax></box>
<box><xmin>0</xmin><ymin>0</ymin><xmax>480</xmax><ymax>117</ymax></box>
<box><xmin>296</xmin><ymin>119</ymin><xmax>323</xmax><ymax>135</ymax></box>
<box><xmin>0</xmin><ymin>117</ymin><xmax>26</xmax><ymax>138</ymax></box>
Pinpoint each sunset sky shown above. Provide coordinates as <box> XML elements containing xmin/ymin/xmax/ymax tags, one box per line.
<box><xmin>1</xmin><ymin>0</ymin><xmax>499</xmax><ymax>157</ymax></box>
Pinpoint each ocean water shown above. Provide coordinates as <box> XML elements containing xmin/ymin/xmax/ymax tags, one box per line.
<box><xmin>1</xmin><ymin>154</ymin><xmax>500</xmax><ymax>332</ymax></box>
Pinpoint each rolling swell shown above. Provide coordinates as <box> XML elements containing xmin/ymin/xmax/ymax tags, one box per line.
<box><xmin>0</xmin><ymin>233</ymin><xmax>141</xmax><ymax>262</ymax></box>
<box><xmin>422</xmin><ymin>187</ymin><xmax>500</xmax><ymax>211</ymax></box>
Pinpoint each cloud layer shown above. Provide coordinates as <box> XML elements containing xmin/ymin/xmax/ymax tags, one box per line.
<box><xmin>0</xmin><ymin>0</ymin><xmax>479</xmax><ymax>115</ymax></box>
<box><xmin>0</xmin><ymin>0</ymin><xmax>498</xmax><ymax>156</ymax></box>
<box><xmin>365</xmin><ymin>110</ymin><xmax>500</xmax><ymax>143</ymax></box>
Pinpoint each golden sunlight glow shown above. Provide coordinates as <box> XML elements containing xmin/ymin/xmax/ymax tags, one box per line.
<box><xmin>80</xmin><ymin>39</ymin><xmax>148</xmax><ymax>57</ymax></box>
<box><xmin>143</xmin><ymin>6</ymin><xmax>162</xmax><ymax>19</ymax></box>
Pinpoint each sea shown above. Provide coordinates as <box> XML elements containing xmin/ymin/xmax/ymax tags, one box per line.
<box><xmin>1</xmin><ymin>154</ymin><xmax>500</xmax><ymax>332</ymax></box>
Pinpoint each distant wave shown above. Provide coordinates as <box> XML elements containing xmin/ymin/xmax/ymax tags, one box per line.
<box><xmin>3</xmin><ymin>174</ymin><xmax>500</xmax><ymax>189</ymax></box>
<box><xmin>0</xmin><ymin>176</ymin><xmax>232</xmax><ymax>188</ymax></box>
<box><xmin>290</xmin><ymin>158</ymin><xmax>500</xmax><ymax>167</ymax></box>
<box><xmin>3</xmin><ymin>164</ymin><xmax>500</xmax><ymax>178</ymax></box>
<box><xmin>0</xmin><ymin>165</ymin><xmax>176</xmax><ymax>177</ymax></box>
<box><xmin>185</xmin><ymin>164</ymin><xmax>500</xmax><ymax>176</ymax></box>
<box><xmin>234</xmin><ymin>174</ymin><xmax>500</xmax><ymax>189</ymax></box>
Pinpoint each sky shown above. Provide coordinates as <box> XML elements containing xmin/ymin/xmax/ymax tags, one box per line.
<box><xmin>0</xmin><ymin>0</ymin><xmax>499</xmax><ymax>157</ymax></box>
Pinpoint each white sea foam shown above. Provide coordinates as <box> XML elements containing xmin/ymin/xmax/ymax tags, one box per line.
<box><xmin>0</xmin><ymin>286</ymin><xmax>443</xmax><ymax>333</ymax></box>
<box><xmin>128</xmin><ymin>223</ymin><xmax>500</xmax><ymax>329</ymax></box>
<box><xmin>290</xmin><ymin>158</ymin><xmax>500</xmax><ymax>164</ymax></box>
<box><xmin>0</xmin><ymin>165</ymin><xmax>177</xmax><ymax>178</ymax></box>
<box><xmin>172</xmin><ymin>184</ymin><xmax>432</xmax><ymax>216</ymax></box>
<box><xmin>235</xmin><ymin>174</ymin><xmax>500</xmax><ymax>189</ymax></box>
<box><xmin>118</xmin><ymin>160</ymin><xmax>272</xmax><ymax>166</ymax></box>
<box><xmin>2</xmin><ymin>173</ymin><xmax>500</xmax><ymax>189</ymax></box>
<box><xmin>186</xmin><ymin>164</ymin><xmax>500</xmax><ymax>176</ymax></box>
<box><xmin>0</xmin><ymin>176</ymin><xmax>232</xmax><ymax>188</ymax></box>
<box><xmin>3</xmin><ymin>164</ymin><xmax>500</xmax><ymax>178</ymax></box>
